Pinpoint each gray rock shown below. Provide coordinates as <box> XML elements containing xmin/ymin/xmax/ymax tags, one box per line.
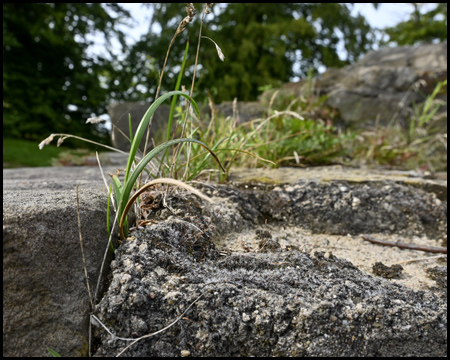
<box><xmin>93</xmin><ymin>181</ymin><xmax>447</xmax><ymax>356</ymax></box>
<box><xmin>92</xmin><ymin>171</ymin><xmax>446</xmax><ymax>357</ymax></box>
<box><xmin>262</xmin><ymin>42</ymin><xmax>447</xmax><ymax>130</ymax></box>
<box><xmin>3</xmin><ymin>167</ymin><xmax>118</xmax><ymax>357</ymax></box>
<box><xmin>214</xmin><ymin>101</ymin><xmax>265</xmax><ymax>124</ymax></box>
<box><xmin>109</xmin><ymin>101</ymin><xmax>265</xmax><ymax>152</ymax></box>
<box><xmin>3</xmin><ymin>165</ymin><xmax>447</xmax><ymax>357</ymax></box>
<box><xmin>109</xmin><ymin>102</ymin><xmax>173</xmax><ymax>153</ymax></box>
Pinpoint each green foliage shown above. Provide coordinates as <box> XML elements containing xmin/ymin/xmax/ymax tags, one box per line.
<box><xmin>107</xmin><ymin>90</ymin><xmax>224</xmax><ymax>238</ymax></box>
<box><xmin>171</xmin><ymin>91</ymin><xmax>355</xmax><ymax>183</ymax></box>
<box><xmin>3</xmin><ymin>3</ymin><xmax>131</xmax><ymax>144</ymax></box>
<box><xmin>349</xmin><ymin>80</ymin><xmax>447</xmax><ymax>172</ymax></box>
<box><xmin>47</xmin><ymin>348</ymin><xmax>61</xmax><ymax>357</ymax></box>
<box><xmin>3</xmin><ymin>137</ymin><xmax>98</xmax><ymax>168</ymax></box>
<box><xmin>129</xmin><ymin>3</ymin><xmax>374</xmax><ymax>103</ymax></box>
<box><xmin>381</xmin><ymin>3</ymin><xmax>447</xmax><ymax>46</ymax></box>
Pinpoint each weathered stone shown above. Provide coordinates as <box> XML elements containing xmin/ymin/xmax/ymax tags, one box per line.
<box><xmin>93</xmin><ymin>178</ymin><xmax>447</xmax><ymax>356</ymax></box>
<box><xmin>264</xmin><ymin>42</ymin><xmax>447</xmax><ymax>130</ymax></box>
<box><xmin>214</xmin><ymin>101</ymin><xmax>265</xmax><ymax>123</ymax></box>
<box><xmin>109</xmin><ymin>102</ymin><xmax>173</xmax><ymax>153</ymax></box>
<box><xmin>227</xmin><ymin>165</ymin><xmax>447</xmax><ymax>201</ymax></box>
<box><xmin>109</xmin><ymin>101</ymin><xmax>265</xmax><ymax>152</ymax></box>
<box><xmin>3</xmin><ymin>167</ymin><xmax>119</xmax><ymax>357</ymax></box>
<box><xmin>3</xmin><ymin>164</ymin><xmax>447</xmax><ymax>356</ymax></box>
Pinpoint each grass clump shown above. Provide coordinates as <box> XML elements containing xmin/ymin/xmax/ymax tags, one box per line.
<box><xmin>40</xmin><ymin>4</ymin><xmax>225</xmax><ymax>240</ymax></box>
<box><xmin>164</xmin><ymin>75</ymin><xmax>446</xmax><ymax>180</ymax></box>
<box><xmin>349</xmin><ymin>79</ymin><xmax>447</xmax><ymax>172</ymax></box>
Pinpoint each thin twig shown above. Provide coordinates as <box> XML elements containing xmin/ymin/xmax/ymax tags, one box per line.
<box><xmin>361</xmin><ymin>235</ymin><xmax>447</xmax><ymax>254</ymax></box>
<box><xmin>115</xmin><ymin>292</ymin><xmax>205</xmax><ymax>357</ymax></box>
<box><xmin>76</xmin><ymin>185</ymin><xmax>94</xmax><ymax>309</ymax></box>
<box><xmin>96</xmin><ymin>152</ymin><xmax>117</xmax><ymax>212</ymax></box>
<box><xmin>94</xmin><ymin>203</ymin><xmax>121</xmax><ymax>303</ymax></box>
<box><xmin>394</xmin><ymin>254</ymin><xmax>447</xmax><ymax>265</ymax></box>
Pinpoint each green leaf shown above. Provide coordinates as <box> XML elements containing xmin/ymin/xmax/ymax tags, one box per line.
<box><xmin>47</xmin><ymin>348</ymin><xmax>62</xmax><ymax>357</ymax></box>
<box><xmin>118</xmin><ymin>138</ymin><xmax>225</xmax><ymax>231</ymax></box>
<box><xmin>123</xmin><ymin>91</ymin><xmax>200</xmax><ymax>185</ymax></box>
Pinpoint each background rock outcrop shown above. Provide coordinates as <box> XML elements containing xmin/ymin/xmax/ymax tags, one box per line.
<box><xmin>264</xmin><ymin>42</ymin><xmax>447</xmax><ymax>130</ymax></box>
<box><xmin>109</xmin><ymin>43</ymin><xmax>447</xmax><ymax>152</ymax></box>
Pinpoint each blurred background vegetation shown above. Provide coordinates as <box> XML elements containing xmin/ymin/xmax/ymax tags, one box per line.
<box><xmin>3</xmin><ymin>3</ymin><xmax>447</xmax><ymax>168</ymax></box>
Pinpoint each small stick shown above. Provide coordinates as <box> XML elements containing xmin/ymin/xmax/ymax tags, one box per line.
<box><xmin>361</xmin><ymin>235</ymin><xmax>447</xmax><ymax>254</ymax></box>
<box><xmin>394</xmin><ymin>254</ymin><xmax>447</xmax><ymax>265</ymax></box>
<box><xmin>76</xmin><ymin>185</ymin><xmax>94</xmax><ymax>309</ymax></box>
<box><xmin>115</xmin><ymin>292</ymin><xmax>205</xmax><ymax>357</ymax></box>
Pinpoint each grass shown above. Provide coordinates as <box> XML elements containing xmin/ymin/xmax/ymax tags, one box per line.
<box><xmin>348</xmin><ymin>79</ymin><xmax>447</xmax><ymax>172</ymax></box>
<box><xmin>3</xmin><ymin>137</ymin><xmax>105</xmax><ymax>168</ymax></box>
<box><xmin>168</xmin><ymin>77</ymin><xmax>447</xmax><ymax>180</ymax></box>
<box><xmin>43</xmin><ymin>4</ymin><xmax>223</xmax><ymax>355</ymax></box>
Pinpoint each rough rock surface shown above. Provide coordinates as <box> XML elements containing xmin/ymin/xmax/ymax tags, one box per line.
<box><xmin>3</xmin><ymin>167</ymin><xmax>119</xmax><ymax>357</ymax></box>
<box><xmin>3</xmin><ymin>164</ymin><xmax>447</xmax><ymax>357</ymax></box>
<box><xmin>93</xmin><ymin>176</ymin><xmax>447</xmax><ymax>357</ymax></box>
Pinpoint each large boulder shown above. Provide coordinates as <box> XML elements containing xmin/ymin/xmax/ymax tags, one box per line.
<box><xmin>3</xmin><ymin>167</ymin><xmax>119</xmax><ymax>357</ymax></box>
<box><xmin>263</xmin><ymin>42</ymin><xmax>447</xmax><ymax>130</ymax></box>
<box><xmin>3</xmin><ymin>164</ymin><xmax>446</xmax><ymax>356</ymax></box>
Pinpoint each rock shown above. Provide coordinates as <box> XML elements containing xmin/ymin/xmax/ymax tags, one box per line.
<box><xmin>3</xmin><ymin>165</ymin><xmax>447</xmax><ymax>356</ymax></box>
<box><xmin>92</xmin><ymin>171</ymin><xmax>446</xmax><ymax>357</ymax></box>
<box><xmin>372</xmin><ymin>262</ymin><xmax>404</xmax><ymax>279</ymax></box>
<box><xmin>214</xmin><ymin>101</ymin><xmax>265</xmax><ymax>124</ymax></box>
<box><xmin>109</xmin><ymin>102</ymin><xmax>173</xmax><ymax>153</ymax></box>
<box><xmin>227</xmin><ymin>165</ymin><xmax>447</xmax><ymax>202</ymax></box>
<box><xmin>265</xmin><ymin>42</ymin><xmax>447</xmax><ymax>130</ymax></box>
<box><xmin>93</xmin><ymin>183</ymin><xmax>446</xmax><ymax>356</ymax></box>
<box><xmin>109</xmin><ymin>101</ymin><xmax>265</xmax><ymax>152</ymax></box>
<box><xmin>3</xmin><ymin>167</ymin><xmax>119</xmax><ymax>357</ymax></box>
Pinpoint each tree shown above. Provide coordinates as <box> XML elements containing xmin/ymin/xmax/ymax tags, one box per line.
<box><xmin>3</xmin><ymin>3</ymin><xmax>131</xmax><ymax>144</ymax></box>
<box><xmin>382</xmin><ymin>3</ymin><xmax>447</xmax><ymax>46</ymax></box>
<box><xmin>127</xmin><ymin>3</ymin><xmax>375</xmax><ymax>104</ymax></box>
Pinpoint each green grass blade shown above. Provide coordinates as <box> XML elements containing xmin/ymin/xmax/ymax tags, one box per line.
<box><xmin>47</xmin><ymin>348</ymin><xmax>62</xmax><ymax>357</ymax></box>
<box><xmin>110</xmin><ymin>174</ymin><xmax>129</xmax><ymax>237</ymax></box>
<box><xmin>118</xmin><ymin>138</ymin><xmax>225</xmax><ymax>225</ymax></box>
<box><xmin>106</xmin><ymin>184</ymin><xmax>114</xmax><ymax>252</ymax></box>
<box><xmin>110</xmin><ymin>175</ymin><xmax>123</xmax><ymax>206</ymax></box>
<box><xmin>128</xmin><ymin>114</ymin><xmax>133</xmax><ymax>143</ymax></box>
<box><xmin>167</xmin><ymin>40</ymin><xmax>190</xmax><ymax>142</ymax></box>
<box><xmin>123</xmin><ymin>91</ymin><xmax>200</xmax><ymax>185</ymax></box>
